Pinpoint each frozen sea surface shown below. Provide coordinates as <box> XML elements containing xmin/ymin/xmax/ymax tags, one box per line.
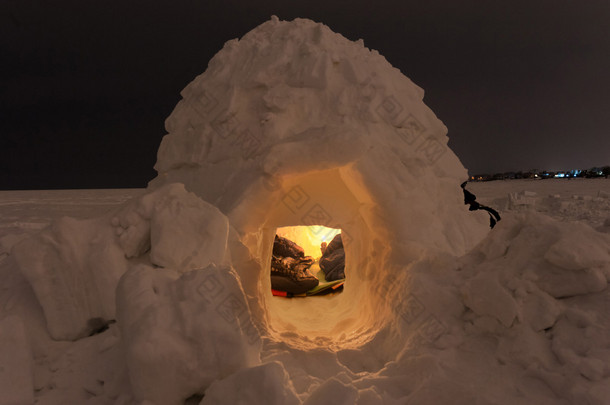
<box><xmin>469</xmin><ymin>178</ymin><xmax>610</xmax><ymax>229</ymax></box>
<box><xmin>2</xmin><ymin>179</ymin><xmax>609</xmax><ymax>270</ymax></box>
<box><xmin>2</xmin><ymin>178</ymin><xmax>608</xmax><ymax>237</ymax></box>
<box><xmin>0</xmin><ymin>189</ymin><xmax>143</xmax><ymax>254</ymax></box>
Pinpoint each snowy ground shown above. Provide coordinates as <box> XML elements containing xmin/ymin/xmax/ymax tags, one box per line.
<box><xmin>469</xmin><ymin>178</ymin><xmax>610</xmax><ymax>231</ymax></box>
<box><xmin>1</xmin><ymin>178</ymin><xmax>609</xmax><ymax>404</ymax></box>
<box><xmin>0</xmin><ymin>189</ymin><xmax>142</xmax><ymax>252</ymax></box>
<box><xmin>2</xmin><ymin>179</ymin><xmax>608</xmax><ymax>253</ymax></box>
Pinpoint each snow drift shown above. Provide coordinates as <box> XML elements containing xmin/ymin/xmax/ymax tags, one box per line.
<box><xmin>4</xmin><ymin>16</ymin><xmax>610</xmax><ymax>404</ymax></box>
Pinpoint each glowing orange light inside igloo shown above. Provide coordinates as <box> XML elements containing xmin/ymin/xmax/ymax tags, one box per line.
<box><xmin>276</xmin><ymin>225</ymin><xmax>341</xmax><ymax>258</ymax></box>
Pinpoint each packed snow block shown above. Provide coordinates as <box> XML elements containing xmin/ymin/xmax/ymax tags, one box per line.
<box><xmin>303</xmin><ymin>378</ymin><xmax>359</xmax><ymax>405</ymax></box>
<box><xmin>550</xmin><ymin>309</ymin><xmax>610</xmax><ymax>382</ymax></box>
<box><xmin>0</xmin><ymin>316</ymin><xmax>34</xmax><ymax>405</ymax></box>
<box><xmin>113</xmin><ymin>183</ymin><xmax>230</xmax><ymax>272</ymax></box>
<box><xmin>536</xmin><ymin>224</ymin><xmax>610</xmax><ymax>297</ymax></box>
<box><xmin>544</xmin><ymin>230</ymin><xmax>610</xmax><ymax>271</ymax></box>
<box><xmin>112</xmin><ymin>208</ymin><xmax>151</xmax><ymax>258</ymax></box>
<box><xmin>117</xmin><ymin>264</ymin><xmax>261</xmax><ymax>405</ymax></box>
<box><xmin>463</xmin><ymin>211</ymin><xmax>610</xmax><ymax>299</ymax></box>
<box><xmin>534</xmin><ymin>267</ymin><xmax>607</xmax><ymax>298</ymax></box>
<box><xmin>149</xmin><ymin>187</ymin><xmax>229</xmax><ymax>271</ymax></box>
<box><xmin>497</xmin><ymin>325</ymin><xmax>558</xmax><ymax>370</ymax></box>
<box><xmin>461</xmin><ymin>271</ymin><xmax>518</xmax><ymax>327</ymax></box>
<box><xmin>508</xmin><ymin>191</ymin><xmax>537</xmax><ymax>209</ymax></box>
<box><xmin>12</xmin><ymin>216</ymin><xmax>127</xmax><ymax>340</ymax></box>
<box><xmin>10</xmin><ymin>183</ymin><xmax>228</xmax><ymax>341</ymax></box>
<box><xmin>518</xmin><ymin>288</ymin><xmax>562</xmax><ymax>331</ymax></box>
<box><xmin>200</xmin><ymin>362</ymin><xmax>299</xmax><ymax>405</ymax></box>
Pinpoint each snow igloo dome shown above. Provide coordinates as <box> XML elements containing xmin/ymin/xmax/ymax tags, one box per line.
<box><xmin>11</xmin><ymin>16</ymin><xmax>610</xmax><ymax>405</ymax></box>
<box><xmin>149</xmin><ymin>16</ymin><xmax>486</xmax><ymax>348</ymax></box>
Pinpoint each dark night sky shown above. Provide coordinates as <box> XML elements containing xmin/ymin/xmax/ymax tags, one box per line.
<box><xmin>2</xmin><ymin>0</ymin><xmax>609</xmax><ymax>190</ymax></box>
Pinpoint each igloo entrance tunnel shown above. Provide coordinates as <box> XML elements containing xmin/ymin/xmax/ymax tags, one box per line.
<box><xmin>149</xmin><ymin>16</ymin><xmax>487</xmax><ymax>349</ymax></box>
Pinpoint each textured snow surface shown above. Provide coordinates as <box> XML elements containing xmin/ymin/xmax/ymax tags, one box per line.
<box><xmin>117</xmin><ymin>264</ymin><xmax>261</xmax><ymax>405</ymax></box>
<box><xmin>1</xmin><ymin>16</ymin><xmax>610</xmax><ymax>405</ymax></box>
<box><xmin>0</xmin><ymin>316</ymin><xmax>34</xmax><ymax>405</ymax></box>
<box><xmin>2</xmin><ymin>183</ymin><xmax>610</xmax><ymax>404</ymax></box>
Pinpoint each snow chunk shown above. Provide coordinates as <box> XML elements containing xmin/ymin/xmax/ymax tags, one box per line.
<box><xmin>461</xmin><ymin>271</ymin><xmax>518</xmax><ymax>327</ymax></box>
<box><xmin>113</xmin><ymin>183</ymin><xmax>229</xmax><ymax>271</ymax></box>
<box><xmin>535</xmin><ymin>267</ymin><xmax>607</xmax><ymax>298</ymax></box>
<box><xmin>11</xmin><ymin>183</ymin><xmax>230</xmax><ymax>340</ymax></box>
<box><xmin>117</xmin><ymin>264</ymin><xmax>261</xmax><ymax>405</ymax></box>
<box><xmin>519</xmin><ymin>288</ymin><xmax>562</xmax><ymax>331</ymax></box>
<box><xmin>303</xmin><ymin>377</ymin><xmax>359</xmax><ymax>405</ymax></box>
<box><xmin>200</xmin><ymin>362</ymin><xmax>299</xmax><ymax>405</ymax></box>
<box><xmin>551</xmin><ymin>309</ymin><xmax>610</xmax><ymax>382</ymax></box>
<box><xmin>147</xmin><ymin>183</ymin><xmax>229</xmax><ymax>270</ymax></box>
<box><xmin>462</xmin><ymin>212</ymin><xmax>610</xmax><ymax>302</ymax></box>
<box><xmin>508</xmin><ymin>190</ymin><xmax>537</xmax><ymax>209</ymax></box>
<box><xmin>544</xmin><ymin>229</ymin><xmax>610</xmax><ymax>270</ymax></box>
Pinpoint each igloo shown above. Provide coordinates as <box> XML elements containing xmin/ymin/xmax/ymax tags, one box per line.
<box><xmin>11</xmin><ymin>15</ymin><xmax>610</xmax><ymax>405</ymax></box>
<box><xmin>8</xmin><ymin>16</ymin><xmax>500</xmax><ymax>404</ymax></box>
<box><xmin>149</xmin><ymin>16</ymin><xmax>487</xmax><ymax>349</ymax></box>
